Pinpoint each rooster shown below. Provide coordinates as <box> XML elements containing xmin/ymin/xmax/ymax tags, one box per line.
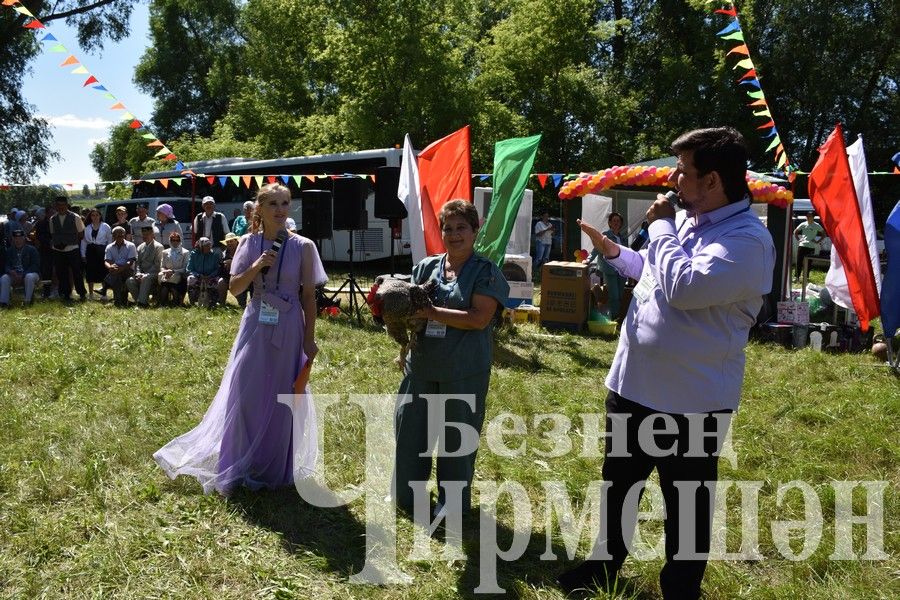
<box><xmin>372</xmin><ymin>276</ymin><xmax>437</xmax><ymax>366</ymax></box>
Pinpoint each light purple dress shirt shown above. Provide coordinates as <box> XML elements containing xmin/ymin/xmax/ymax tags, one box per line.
<box><xmin>603</xmin><ymin>199</ymin><xmax>775</xmax><ymax>413</ymax></box>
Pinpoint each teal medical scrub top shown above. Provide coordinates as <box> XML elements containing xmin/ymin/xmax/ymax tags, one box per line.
<box><xmin>406</xmin><ymin>253</ymin><xmax>510</xmax><ymax>382</ymax></box>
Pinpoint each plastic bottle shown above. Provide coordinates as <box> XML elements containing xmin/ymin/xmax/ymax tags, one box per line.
<box><xmin>809</xmin><ymin>331</ymin><xmax>823</xmax><ymax>351</ymax></box>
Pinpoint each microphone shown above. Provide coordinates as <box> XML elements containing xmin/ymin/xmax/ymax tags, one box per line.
<box><xmin>665</xmin><ymin>190</ymin><xmax>681</xmax><ymax>208</ymax></box>
<box><xmin>630</xmin><ymin>220</ymin><xmax>649</xmax><ymax>251</ymax></box>
<box><xmin>262</xmin><ymin>229</ymin><xmax>288</xmax><ymax>275</ymax></box>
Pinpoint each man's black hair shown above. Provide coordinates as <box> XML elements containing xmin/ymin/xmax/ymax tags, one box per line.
<box><xmin>671</xmin><ymin>127</ymin><xmax>751</xmax><ymax>203</ymax></box>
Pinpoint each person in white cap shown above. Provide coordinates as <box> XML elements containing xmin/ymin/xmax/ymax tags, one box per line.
<box><xmin>193</xmin><ymin>196</ymin><xmax>229</xmax><ymax>257</ymax></box>
<box><xmin>154</xmin><ymin>203</ymin><xmax>180</xmax><ymax>248</ymax></box>
<box><xmin>231</xmin><ymin>200</ymin><xmax>254</xmax><ymax>236</ymax></box>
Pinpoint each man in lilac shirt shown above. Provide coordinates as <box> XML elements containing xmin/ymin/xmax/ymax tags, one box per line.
<box><xmin>559</xmin><ymin>127</ymin><xmax>775</xmax><ymax>599</ymax></box>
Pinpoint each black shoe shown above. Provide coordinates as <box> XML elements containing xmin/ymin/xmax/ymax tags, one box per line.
<box><xmin>79</xmin><ymin>294</ymin><xmax>87</xmax><ymax>302</ymax></box>
<box><xmin>557</xmin><ymin>560</ymin><xmax>621</xmax><ymax>595</ymax></box>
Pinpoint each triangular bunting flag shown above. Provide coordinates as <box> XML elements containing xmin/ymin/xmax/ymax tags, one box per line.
<box><xmin>40</xmin><ymin>33</ymin><xmax>58</xmax><ymax>42</ymax></box>
<box><xmin>175</xmin><ymin>161</ymin><xmax>184</xmax><ymax>171</ymax></box>
<box><xmin>71</xmin><ymin>65</ymin><xmax>89</xmax><ymax>74</ymax></box>
<box><xmin>159</xmin><ymin>179</ymin><xmax>170</xmax><ymax>189</ymax></box>
<box><xmin>230</xmin><ymin>175</ymin><xmax>240</xmax><ymax>187</ymax></box>
<box><xmin>92</xmin><ymin>85</ymin><xmax>108</xmax><ymax>92</ymax></box>
<box><xmin>206</xmin><ymin>176</ymin><xmax>215</xmax><ymax>184</ymax></box>
<box><xmin>129</xmin><ymin>120</ymin><xmax>142</xmax><ymax>129</ymax></box>
<box><xmin>266</xmin><ymin>175</ymin><xmax>276</xmax><ymax>184</ymax></box>
<box><xmin>305</xmin><ymin>175</ymin><xmax>316</xmax><ymax>183</ymax></box>
<box><xmin>753</xmin><ymin>108</ymin><xmax>772</xmax><ymax>118</ymax></box>
<box><xmin>765</xmin><ymin>136</ymin><xmax>781</xmax><ymax>152</ymax></box>
<box><xmin>552</xmin><ymin>174</ymin><xmax>563</xmax><ymax>187</ymax></box>
<box><xmin>756</xmin><ymin>120</ymin><xmax>776</xmax><ymax>130</ymax></box>
<box><xmin>777</xmin><ymin>152</ymin><xmax>787</xmax><ymax>168</ymax></box>
<box><xmin>776</xmin><ymin>143</ymin><xmax>785</xmax><ymax>156</ymax></box>
<box><xmin>747</xmin><ymin>90</ymin><xmax>765</xmax><ymax>99</ymax></box>
<box><xmin>733</xmin><ymin>58</ymin><xmax>754</xmax><ymax>70</ymax></box>
<box><xmin>293</xmin><ymin>176</ymin><xmax>303</xmax><ymax>186</ymax></box>
<box><xmin>715</xmin><ymin>7</ymin><xmax>737</xmax><ymax>17</ymax></box>
<box><xmin>82</xmin><ymin>75</ymin><xmax>99</xmax><ymax>87</ymax></box>
<box><xmin>537</xmin><ymin>174</ymin><xmax>548</xmax><ymax>188</ymax></box>
<box><xmin>60</xmin><ymin>55</ymin><xmax>79</xmax><ymax>67</ymax></box>
<box><xmin>163</xmin><ymin>154</ymin><xmax>176</xmax><ymax>161</ymax></box>
<box><xmin>219</xmin><ymin>176</ymin><xmax>228</xmax><ymax>187</ymax></box>
<box><xmin>280</xmin><ymin>175</ymin><xmax>290</xmax><ymax>184</ymax></box>
<box><xmin>24</xmin><ymin>19</ymin><xmax>45</xmax><ymax>29</ymax></box>
<box><xmin>49</xmin><ymin>44</ymin><xmax>66</xmax><ymax>53</ymax></box>
<box><xmin>109</xmin><ymin>102</ymin><xmax>125</xmax><ymax>110</ymax></box>
<box><xmin>721</xmin><ymin>31</ymin><xmax>744</xmax><ymax>41</ymax></box>
<box><xmin>716</xmin><ymin>21</ymin><xmax>741</xmax><ymax>36</ymax></box>
<box><xmin>141</xmin><ymin>133</ymin><xmax>155</xmax><ymax>139</ymax></box>
<box><xmin>173</xmin><ymin>178</ymin><xmax>183</xmax><ymax>186</ymax></box>
<box><xmin>120</xmin><ymin>112</ymin><xmax>134</xmax><ymax>120</ymax></box>
<box><xmin>762</xmin><ymin>127</ymin><xmax>779</xmax><ymax>138</ymax></box>
<box><xmin>13</xmin><ymin>5</ymin><xmax>33</xmax><ymax>15</ymax></box>
<box><xmin>740</xmin><ymin>79</ymin><xmax>762</xmax><ymax>88</ymax></box>
<box><xmin>739</xmin><ymin>69</ymin><xmax>758</xmax><ymax>81</ymax></box>
<box><xmin>748</xmin><ymin>99</ymin><xmax>767</xmax><ymax>107</ymax></box>
<box><xmin>154</xmin><ymin>148</ymin><xmax>169</xmax><ymax>157</ymax></box>
<box><xmin>479</xmin><ymin>174</ymin><xmax>490</xmax><ymax>182</ymax></box>
<box><xmin>254</xmin><ymin>176</ymin><xmax>264</xmax><ymax>188</ymax></box>
<box><xmin>727</xmin><ymin>44</ymin><xmax>750</xmax><ymax>56</ymax></box>
<box><xmin>242</xmin><ymin>176</ymin><xmax>252</xmax><ymax>188</ymax></box>
<box><xmin>103</xmin><ymin>93</ymin><xmax>115</xmax><ymax>100</ymax></box>
<box><xmin>147</xmin><ymin>140</ymin><xmax>164</xmax><ymax>148</ymax></box>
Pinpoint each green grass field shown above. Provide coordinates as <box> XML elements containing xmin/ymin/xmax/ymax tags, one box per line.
<box><xmin>0</xmin><ymin>293</ymin><xmax>897</xmax><ymax>599</ymax></box>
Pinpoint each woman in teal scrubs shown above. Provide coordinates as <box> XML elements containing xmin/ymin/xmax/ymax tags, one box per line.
<box><xmin>394</xmin><ymin>199</ymin><xmax>509</xmax><ymax>520</ymax></box>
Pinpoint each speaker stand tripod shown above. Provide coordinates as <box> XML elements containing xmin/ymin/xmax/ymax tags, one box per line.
<box><xmin>329</xmin><ymin>229</ymin><xmax>369</xmax><ymax>324</ymax></box>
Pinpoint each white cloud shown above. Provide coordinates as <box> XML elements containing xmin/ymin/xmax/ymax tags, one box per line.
<box><xmin>37</xmin><ymin>114</ymin><xmax>114</xmax><ymax>130</ymax></box>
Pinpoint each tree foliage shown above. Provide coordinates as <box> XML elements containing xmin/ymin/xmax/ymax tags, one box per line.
<box><xmin>0</xmin><ymin>0</ymin><xmax>135</xmax><ymax>182</ymax></box>
<box><xmin>6</xmin><ymin>0</ymin><xmax>897</xmax><ymax>187</ymax></box>
<box><xmin>133</xmin><ymin>0</ymin><xmax>246</xmax><ymax>140</ymax></box>
<box><xmin>89</xmin><ymin>121</ymin><xmax>155</xmax><ymax>181</ymax></box>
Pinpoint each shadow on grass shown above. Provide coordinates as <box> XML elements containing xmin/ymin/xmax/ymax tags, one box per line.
<box><xmin>450</xmin><ymin>511</ymin><xmax>654</xmax><ymax>599</ymax></box>
<box><xmin>228</xmin><ymin>487</ymin><xmax>369</xmax><ymax>578</ymax></box>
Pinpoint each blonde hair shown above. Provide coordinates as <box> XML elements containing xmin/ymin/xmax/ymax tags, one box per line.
<box><xmin>251</xmin><ymin>183</ymin><xmax>290</xmax><ymax>234</ymax></box>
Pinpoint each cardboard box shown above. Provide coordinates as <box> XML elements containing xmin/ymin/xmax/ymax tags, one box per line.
<box><xmin>540</xmin><ymin>261</ymin><xmax>590</xmax><ymax>329</ymax></box>
<box><xmin>505</xmin><ymin>281</ymin><xmax>535</xmax><ymax>308</ymax></box>
<box><xmin>777</xmin><ymin>301</ymin><xmax>810</xmax><ymax>325</ymax></box>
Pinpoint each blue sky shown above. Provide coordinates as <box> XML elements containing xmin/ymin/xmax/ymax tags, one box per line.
<box><xmin>20</xmin><ymin>2</ymin><xmax>153</xmax><ymax>186</ymax></box>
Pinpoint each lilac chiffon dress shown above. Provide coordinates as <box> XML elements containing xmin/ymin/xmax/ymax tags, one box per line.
<box><xmin>154</xmin><ymin>233</ymin><xmax>327</xmax><ymax>494</ymax></box>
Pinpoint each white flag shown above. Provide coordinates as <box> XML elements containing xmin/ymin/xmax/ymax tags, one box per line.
<box><xmin>398</xmin><ymin>134</ymin><xmax>426</xmax><ymax>265</ymax></box>
<box><xmin>825</xmin><ymin>136</ymin><xmax>882</xmax><ymax>308</ymax></box>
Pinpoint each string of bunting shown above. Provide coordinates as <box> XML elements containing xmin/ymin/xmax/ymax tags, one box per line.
<box><xmin>1</xmin><ymin>0</ymin><xmax>178</xmax><ymax>163</ymax></box>
<box><xmin>708</xmin><ymin>0</ymin><xmax>795</xmax><ymax>182</ymax></box>
<box><xmin>2</xmin><ymin>172</ymin><xmax>585</xmax><ymax>190</ymax></box>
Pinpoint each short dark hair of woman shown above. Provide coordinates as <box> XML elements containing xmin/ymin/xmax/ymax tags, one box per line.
<box><xmin>671</xmin><ymin>127</ymin><xmax>751</xmax><ymax>204</ymax></box>
<box><xmin>608</xmin><ymin>212</ymin><xmax>623</xmax><ymax>225</ymax></box>
<box><xmin>438</xmin><ymin>199</ymin><xmax>480</xmax><ymax>232</ymax></box>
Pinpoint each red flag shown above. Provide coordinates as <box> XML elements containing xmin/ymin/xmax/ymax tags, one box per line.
<box><xmin>417</xmin><ymin>125</ymin><xmax>471</xmax><ymax>255</ymax></box>
<box><xmin>808</xmin><ymin>124</ymin><xmax>880</xmax><ymax>330</ymax></box>
<box><xmin>83</xmin><ymin>75</ymin><xmax>99</xmax><ymax>87</ymax></box>
<box><xmin>537</xmin><ymin>173</ymin><xmax>549</xmax><ymax>189</ymax></box>
<box><xmin>206</xmin><ymin>176</ymin><xmax>215</xmax><ymax>184</ymax></box>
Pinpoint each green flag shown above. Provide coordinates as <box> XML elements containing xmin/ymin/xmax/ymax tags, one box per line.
<box><xmin>475</xmin><ymin>134</ymin><xmax>541</xmax><ymax>267</ymax></box>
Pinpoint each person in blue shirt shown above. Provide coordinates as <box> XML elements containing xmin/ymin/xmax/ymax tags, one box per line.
<box><xmin>393</xmin><ymin>199</ymin><xmax>509</xmax><ymax>523</ymax></box>
<box><xmin>1</xmin><ymin>230</ymin><xmax>40</xmax><ymax>307</ymax></box>
<box><xmin>187</xmin><ymin>237</ymin><xmax>226</xmax><ymax>306</ymax></box>
<box><xmin>586</xmin><ymin>211</ymin><xmax>628</xmax><ymax>320</ymax></box>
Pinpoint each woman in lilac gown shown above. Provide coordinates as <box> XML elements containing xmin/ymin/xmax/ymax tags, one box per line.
<box><xmin>154</xmin><ymin>183</ymin><xmax>326</xmax><ymax>494</ymax></box>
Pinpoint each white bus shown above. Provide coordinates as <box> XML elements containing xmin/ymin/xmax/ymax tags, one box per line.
<box><xmin>135</xmin><ymin>149</ymin><xmax>411</xmax><ymax>262</ymax></box>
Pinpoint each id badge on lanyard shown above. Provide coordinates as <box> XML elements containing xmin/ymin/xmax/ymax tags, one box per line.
<box><xmin>632</xmin><ymin>268</ymin><xmax>657</xmax><ymax>303</ymax></box>
<box><xmin>258</xmin><ymin>235</ymin><xmax>286</xmax><ymax>326</ymax></box>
